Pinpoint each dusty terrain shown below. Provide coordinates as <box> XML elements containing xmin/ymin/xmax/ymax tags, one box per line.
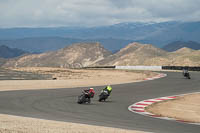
<box><xmin>0</xmin><ymin>67</ymin><xmax>155</xmax><ymax>133</ymax></box>
<box><xmin>0</xmin><ymin>67</ymin><xmax>156</xmax><ymax>91</ymax></box>
<box><xmin>146</xmin><ymin>93</ymin><xmax>200</xmax><ymax>123</ymax></box>
<box><xmin>0</xmin><ymin>114</ymin><xmax>145</xmax><ymax>133</ymax></box>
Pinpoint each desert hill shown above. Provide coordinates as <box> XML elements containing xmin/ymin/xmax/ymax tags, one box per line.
<box><xmin>163</xmin><ymin>41</ymin><xmax>200</xmax><ymax>52</ymax></box>
<box><xmin>171</xmin><ymin>47</ymin><xmax>195</xmax><ymax>54</ymax></box>
<box><xmin>167</xmin><ymin>47</ymin><xmax>200</xmax><ymax>66</ymax></box>
<box><xmin>2</xmin><ymin>42</ymin><xmax>200</xmax><ymax>68</ymax></box>
<box><xmin>3</xmin><ymin>43</ymin><xmax>112</xmax><ymax>68</ymax></box>
<box><xmin>94</xmin><ymin>42</ymin><xmax>200</xmax><ymax>66</ymax></box>
<box><xmin>95</xmin><ymin>42</ymin><xmax>168</xmax><ymax>66</ymax></box>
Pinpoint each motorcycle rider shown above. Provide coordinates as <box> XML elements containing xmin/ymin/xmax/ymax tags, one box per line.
<box><xmin>183</xmin><ymin>67</ymin><xmax>189</xmax><ymax>76</ymax></box>
<box><xmin>102</xmin><ymin>85</ymin><xmax>112</xmax><ymax>96</ymax></box>
<box><xmin>83</xmin><ymin>88</ymin><xmax>95</xmax><ymax>103</ymax></box>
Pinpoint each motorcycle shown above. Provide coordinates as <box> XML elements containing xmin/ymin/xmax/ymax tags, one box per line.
<box><xmin>77</xmin><ymin>92</ymin><xmax>91</xmax><ymax>104</ymax></box>
<box><xmin>183</xmin><ymin>72</ymin><xmax>191</xmax><ymax>79</ymax></box>
<box><xmin>99</xmin><ymin>90</ymin><xmax>109</xmax><ymax>102</ymax></box>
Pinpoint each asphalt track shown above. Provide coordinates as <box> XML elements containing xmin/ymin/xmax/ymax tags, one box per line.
<box><xmin>0</xmin><ymin>72</ymin><xmax>200</xmax><ymax>133</ymax></box>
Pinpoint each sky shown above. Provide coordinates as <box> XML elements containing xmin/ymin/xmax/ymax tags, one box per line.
<box><xmin>0</xmin><ymin>0</ymin><xmax>200</xmax><ymax>28</ymax></box>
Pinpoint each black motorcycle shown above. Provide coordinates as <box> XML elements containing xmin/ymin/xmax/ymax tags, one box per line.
<box><xmin>183</xmin><ymin>72</ymin><xmax>191</xmax><ymax>79</ymax></box>
<box><xmin>99</xmin><ymin>90</ymin><xmax>109</xmax><ymax>102</ymax></box>
<box><xmin>77</xmin><ymin>92</ymin><xmax>90</xmax><ymax>104</ymax></box>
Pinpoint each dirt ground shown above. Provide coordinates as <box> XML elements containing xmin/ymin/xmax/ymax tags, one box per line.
<box><xmin>146</xmin><ymin>93</ymin><xmax>200</xmax><ymax>123</ymax></box>
<box><xmin>0</xmin><ymin>67</ymin><xmax>156</xmax><ymax>91</ymax></box>
<box><xmin>0</xmin><ymin>67</ymin><xmax>155</xmax><ymax>133</ymax></box>
<box><xmin>0</xmin><ymin>114</ymin><xmax>145</xmax><ymax>133</ymax></box>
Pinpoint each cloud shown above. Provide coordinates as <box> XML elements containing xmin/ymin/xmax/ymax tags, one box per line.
<box><xmin>0</xmin><ymin>0</ymin><xmax>200</xmax><ymax>27</ymax></box>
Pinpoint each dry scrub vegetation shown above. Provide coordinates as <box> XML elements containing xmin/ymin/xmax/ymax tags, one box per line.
<box><xmin>10</xmin><ymin>67</ymin><xmax>155</xmax><ymax>80</ymax></box>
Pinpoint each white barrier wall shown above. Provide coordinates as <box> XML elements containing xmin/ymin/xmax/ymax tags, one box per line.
<box><xmin>115</xmin><ymin>66</ymin><xmax>162</xmax><ymax>71</ymax></box>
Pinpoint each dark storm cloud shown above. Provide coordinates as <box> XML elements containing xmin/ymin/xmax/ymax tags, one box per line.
<box><xmin>0</xmin><ymin>0</ymin><xmax>199</xmax><ymax>27</ymax></box>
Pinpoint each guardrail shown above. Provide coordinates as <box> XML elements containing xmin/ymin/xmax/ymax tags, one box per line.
<box><xmin>83</xmin><ymin>66</ymin><xmax>200</xmax><ymax>71</ymax></box>
<box><xmin>162</xmin><ymin>66</ymin><xmax>200</xmax><ymax>71</ymax></box>
<box><xmin>115</xmin><ymin>66</ymin><xmax>162</xmax><ymax>71</ymax></box>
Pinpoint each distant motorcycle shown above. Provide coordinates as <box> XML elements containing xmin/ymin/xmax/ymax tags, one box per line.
<box><xmin>183</xmin><ymin>72</ymin><xmax>191</xmax><ymax>79</ymax></box>
<box><xmin>77</xmin><ymin>92</ymin><xmax>91</xmax><ymax>104</ymax></box>
<box><xmin>99</xmin><ymin>90</ymin><xmax>109</xmax><ymax>102</ymax></box>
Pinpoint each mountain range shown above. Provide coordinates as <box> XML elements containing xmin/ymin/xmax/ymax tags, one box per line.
<box><xmin>3</xmin><ymin>43</ymin><xmax>112</xmax><ymax>68</ymax></box>
<box><xmin>162</xmin><ymin>41</ymin><xmax>200</xmax><ymax>52</ymax></box>
<box><xmin>0</xmin><ymin>45</ymin><xmax>27</xmax><ymax>58</ymax></box>
<box><xmin>0</xmin><ymin>37</ymin><xmax>133</xmax><ymax>53</ymax></box>
<box><xmin>0</xmin><ymin>58</ymin><xmax>6</xmax><ymax>66</ymax></box>
<box><xmin>95</xmin><ymin>43</ymin><xmax>168</xmax><ymax>66</ymax></box>
<box><xmin>95</xmin><ymin>43</ymin><xmax>200</xmax><ymax>66</ymax></box>
<box><xmin>2</xmin><ymin>42</ymin><xmax>200</xmax><ymax>68</ymax></box>
<box><xmin>0</xmin><ymin>21</ymin><xmax>200</xmax><ymax>52</ymax></box>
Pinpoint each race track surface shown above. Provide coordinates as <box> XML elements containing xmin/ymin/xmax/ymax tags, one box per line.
<box><xmin>0</xmin><ymin>72</ymin><xmax>200</xmax><ymax>133</ymax></box>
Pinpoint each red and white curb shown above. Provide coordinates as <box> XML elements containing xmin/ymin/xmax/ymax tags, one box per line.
<box><xmin>128</xmin><ymin>96</ymin><xmax>200</xmax><ymax>125</ymax></box>
<box><xmin>144</xmin><ymin>73</ymin><xmax>167</xmax><ymax>81</ymax></box>
<box><xmin>129</xmin><ymin>73</ymin><xmax>200</xmax><ymax>125</ymax></box>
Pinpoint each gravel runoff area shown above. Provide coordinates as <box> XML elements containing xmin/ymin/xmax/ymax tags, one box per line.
<box><xmin>0</xmin><ymin>67</ymin><xmax>156</xmax><ymax>133</ymax></box>
<box><xmin>146</xmin><ymin>93</ymin><xmax>200</xmax><ymax>123</ymax></box>
<box><xmin>0</xmin><ymin>67</ymin><xmax>157</xmax><ymax>91</ymax></box>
